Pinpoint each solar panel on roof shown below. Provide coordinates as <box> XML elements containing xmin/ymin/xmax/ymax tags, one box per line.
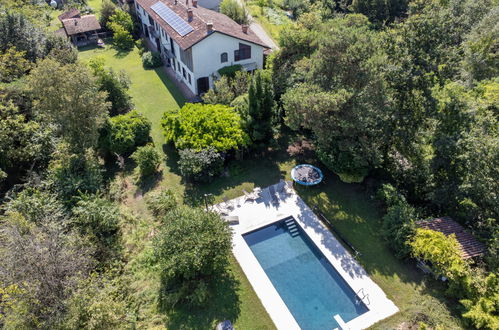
<box><xmin>151</xmin><ymin>2</ymin><xmax>193</xmax><ymax>37</ymax></box>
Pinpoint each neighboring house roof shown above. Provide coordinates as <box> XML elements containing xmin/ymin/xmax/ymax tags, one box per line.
<box><xmin>58</xmin><ymin>8</ymin><xmax>81</xmax><ymax>21</ymax></box>
<box><xmin>62</xmin><ymin>15</ymin><xmax>101</xmax><ymax>36</ymax></box>
<box><xmin>136</xmin><ymin>0</ymin><xmax>269</xmax><ymax>50</ymax></box>
<box><xmin>416</xmin><ymin>217</ymin><xmax>487</xmax><ymax>259</ymax></box>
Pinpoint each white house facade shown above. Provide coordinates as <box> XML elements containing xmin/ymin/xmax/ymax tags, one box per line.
<box><xmin>134</xmin><ymin>0</ymin><xmax>269</xmax><ymax>95</ymax></box>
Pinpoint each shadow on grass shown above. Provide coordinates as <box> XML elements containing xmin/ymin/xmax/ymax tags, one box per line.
<box><xmin>154</xmin><ymin>67</ymin><xmax>187</xmax><ymax>108</ymax></box>
<box><xmin>161</xmin><ymin>270</ymin><xmax>241</xmax><ymax>330</ymax></box>
<box><xmin>136</xmin><ymin>170</ymin><xmax>164</xmax><ymax>194</ymax></box>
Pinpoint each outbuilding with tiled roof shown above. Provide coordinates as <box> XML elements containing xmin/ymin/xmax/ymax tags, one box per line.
<box><xmin>416</xmin><ymin>217</ymin><xmax>487</xmax><ymax>259</ymax></box>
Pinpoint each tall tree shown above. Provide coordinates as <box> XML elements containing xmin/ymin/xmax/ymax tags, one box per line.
<box><xmin>28</xmin><ymin>59</ymin><xmax>110</xmax><ymax>152</ymax></box>
<box><xmin>247</xmin><ymin>70</ymin><xmax>275</xmax><ymax>144</ymax></box>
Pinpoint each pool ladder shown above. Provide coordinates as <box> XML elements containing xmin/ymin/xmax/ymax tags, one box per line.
<box><xmin>284</xmin><ymin>218</ymin><xmax>300</xmax><ymax>237</ymax></box>
<box><xmin>356</xmin><ymin>288</ymin><xmax>371</xmax><ymax>306</ymax></box>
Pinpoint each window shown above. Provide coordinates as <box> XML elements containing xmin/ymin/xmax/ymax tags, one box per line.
<box><xmin>188</xmin><ymin>74</ymin><xmax>191</xmax><ymax>85</ymax></box>
<box><xmin>182</xmin><ymin>67</ymin><xmax>186</xmax><ymax>79</ymax></box>
<box><xmin>179</xmin><ymin>47</ymin><xmax>193</xmax><ymax>71</ymax></box>
<box><xmin>221</xmin><ymin>52</ymin><xmax>228</xmax><ymax>63</ymax></box>
<box><xmin>148</xmin><ymin>15</ymin><xmax>154</xmax><ymax>26</ymax></box>
<box><xmin>234</xmin><ymin>43</ymin><xmax>251</xmax><ymax>61</ymax></box>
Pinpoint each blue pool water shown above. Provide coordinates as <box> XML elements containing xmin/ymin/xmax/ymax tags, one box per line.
<box><xmin>243</xmin><ymin>217</ymin><xmax>368</xmax><ymax>329</ymax></box>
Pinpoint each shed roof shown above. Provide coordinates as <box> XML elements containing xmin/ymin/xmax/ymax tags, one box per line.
<box><xmin>416</xmin><ymin>217</ymin><xmax>487</xmax><ymax>259</ymax></box>
<box><xmin>136</xmin><ymin>0</ymin><xmax>268</xmax><ymax>50</ymax></box>
<box><xmin>62</xmin><ymin>15</ymin><xmax>101</xmax><ymax>36</ymax></box>
<box><xmin>58</xmin><ymin>8</ymin><xmax>81</xmax><ymax>21</ymax></box>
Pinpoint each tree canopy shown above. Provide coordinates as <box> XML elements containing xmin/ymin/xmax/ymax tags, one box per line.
<box><xmin>161</xmin><ymin>103</ymin><xmax>248</xmax><ymax>152</ymax></box>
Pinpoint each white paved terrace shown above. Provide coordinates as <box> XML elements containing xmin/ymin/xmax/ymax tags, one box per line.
<box><xmin>215</xmin><ymin>183</ymin><xmax>398</xmax><ymax>330</ymax></box>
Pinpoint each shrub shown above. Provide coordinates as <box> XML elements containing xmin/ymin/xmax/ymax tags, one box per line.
<box><xmin>141</xmin><ymin>51</ymin><xmax>163</xmax><ymax>68</ymax></box>
<box><xmin>131</xmin><ymin>144</ymin><xmax>161</xmax><ymax>177</ymax></box>
<box><xmin>100</xmin><ymin>110</ymin><xmax>151</xmax><ymax>156</ymax></box>
<box><xmin>218</xmin><ymin>64</ymin><xmax>242</xmax><ymax>78</ymax></box>
<box><xmin>161</xmin><ymin>103</ymin><xmax>248</xmax><ymax>152</ymax></box>
<box><xmin>178</xmin><ymin>148</ymin><xmax>224</xmax><ymax>183</ymax></box>
<box><xmin>146</xmin><ymin>189</ymin><xmax>177</xmax><ymax>217</ymax></box>
<box><xmin>153</xmin><ymin>205</ymin><xmax>232</xmax><ymax>308</ymax></box>
<box><xmin>381</xmin><ymin>200</ymin><xmax>417</xmax><ymax>258</ymax></box>
<box><xmin>71</xmin><ymin>194</ymin><xmax>121</xmax><ymax>262</ymax></box>
<box><xmin>135</xmin><ymin>39</ymin><xmax>146</xmax><ymax>55</ymax></box>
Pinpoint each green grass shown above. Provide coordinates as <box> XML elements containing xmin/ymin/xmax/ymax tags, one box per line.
<box><xmin>78</xmin><ymin>42</ymin><xmax>463</xmax><ymax>329</ymax></box>
<box><xmin>246</xmin><ymin>3</ymin><xmax>292</xmax><ymax>44</ymax></box>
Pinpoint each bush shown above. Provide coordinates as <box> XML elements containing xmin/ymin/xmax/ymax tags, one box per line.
<box><xmin>131</xmin><ymin>144</ymin><xmax>161</xmax><ymax>177</ymax></box>
<box><xmin>153</xmin><ymin>205</ymin><xmax>232</xmax><ymax>308</ymax></box>
<box><xmin>146</xmin><ymin>189</ymin><xmax>177</xmax><ymax>217</ymax></box>
<box><xmin>142</xmin><ymin>51</ymin><xmax>163</xmax><ymax>68</ymax></box>
<box><xmin>381</xmin><ymin>200</ymin><xmax>417</xmax><ymax>258</ymax></box>
<box><xmin>218</xmin><ymin>64</ymin><xmax>242</xmax><ymax>78</ymax></box>
<box><xmin>161</xmin><ymin>103</ymin><xmax>248</xmax><ymax>152</ymax></box>
<box><xmin>178</xmin><ymin>148</ymin><xmax>224</xmax><ymax>183</ymax></box>
<box><xmin>100</xmin><ymin>110</ymin><xmax>151</xmax><ymax>156</ymax></box>
<box><xmin>71</xmin><ymin>194</ymin><xmax>121</xmax><ymax>262</ymax></box>
<box><xmin>135</xmin><ymin>39</ymin><xmax>146</xmax><ymax>55</ymax></box>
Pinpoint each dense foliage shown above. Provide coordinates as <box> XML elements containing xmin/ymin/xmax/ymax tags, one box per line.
<box><xmin>108</xmin><ymin>10</ymin><xmax>135</xmax><ymax>50</ymax></box>
<box><xmin>162</xmin><ymin>103</ymin><xmax>248</xmax><ymax>152</ymax></box>
<box><xmin>89</xmin><ymin>57</ymin><xmax>134</xmax><ymax>115</ymax></box>
<box><xmin>146</xmin><ymin>188</ymin><xmax>177</xmax><ymax>217</ymax></box>
<box><xmin>178</xmin><ymin>148</ymin><xmax>224</xmax><ymax>183</ymax></box>
<box><xmin>131</xmin><ymin>144</ymin><xmax>161</xmax><ymax>178</ymax></box>
<box><xmin>141</xmin><ymin>51</ymin><xmax>163</xmax><ymax>68</ymax></box>
<box><xmin>153</xmin><ymin>206</ymin><xmax>232</xmax><ymax>308</ymax></box>
<box><xmin>100</xmin><ymin>110</ymin><xmax>151</xmax><ymax>156</ymax></box>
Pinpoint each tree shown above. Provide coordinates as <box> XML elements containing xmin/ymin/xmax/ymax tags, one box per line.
<box><xmin>100</xmin><ymin>110</ymin><xmax>151</xmax><ymax>156</ymax></box>
<box><xmin>161</xmin><ymin>103</ymin><xmax>248</xmax><ymax>152</ymax></box>
<box><xmin>282</xmin><ymin>15</ymin><xmax>388</xmax><ymax>182</ymax></box>
<box><xmin>109</xmin><ymin>10</ymin><xmax>135</xmax><ymax>50</ymax></box>
<box><xmin>110</xmin><ymin>23</ymin><xmax>134</xmax><ymax>50</ymax></box>
<box><xmin>204</xmin><ymin>71</ymin><xmax>250</xmax><ymax>105</ymax></box>
<box><xmin>0</xmin><ymin>100</ymin><xmax>54</xmax><ymax>177</ymax></box>
<box><xmin>462</xmin><ymin>8</ymin><xmax>499</xmax><ymax>84</ymax></box>
<box><xmin>99</xmin><ymin>0</ymin><xmax>117</xmax><ymax>29</ymax></box>
<box><xmin>178</xmin><ymin>148</ymin><xmax>224</xmax><ymax>183</ymax></box>
<box><xmin>0</xmin><ymin>47</ymin><xmax>32</xmax><ymax>82</ymax></box>
<box><xmin>131</xmin><ymin>144</ymin><xmax>161</xmax><ymax>178</ymax></box>
<box><xmin>247</xmin><ymin>70</ymin><xmax>275</xmax><ymax>144</ymax></box>
<box><xmin>220</xmin><ymin>0</ymin><xmax>249</xmax><ymax>25</ymax></box>
<box><xmin>153</xmin><ymin>206</ymin><xmax>232</xmax><ymax>308</ymax></box>
<box><xmin>28</xmin><ymin>58</ymin><xmax>110</xmax><ymax>152</ymax></box>
<box><xmin>351</xmin><ymin>0</ymin><xmax>408</xmax><ymax>26</ymax></box>
<box><xmin>88</xmin><ymin>57</ymin><xmax>133</xmax><ymax>115</ymax></box>
<box><xmin>0</xmin><ymin>214</ymin><xmax>92</xmax><ymax>328</ymax></box>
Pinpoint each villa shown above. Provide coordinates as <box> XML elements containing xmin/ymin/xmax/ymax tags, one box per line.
<box><xmin>213</xmin><ymin>182</ymin><xmax>399</xmax><ymax>329</ymax></box>
<box><xmin>56</xmin><ymin>9</ymin><xmax>102</xmax><ymax>47</ymax></box>
<box><xmin>134</xmin><ymin>0</ymin><xmax>270</xmax><ymax>95</ymax></box>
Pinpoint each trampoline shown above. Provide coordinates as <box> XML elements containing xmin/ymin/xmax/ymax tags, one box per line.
<box><xmin>291</xmin><ymin>164</ymin><xmax>323</xmax><ymax>186</ymax></box>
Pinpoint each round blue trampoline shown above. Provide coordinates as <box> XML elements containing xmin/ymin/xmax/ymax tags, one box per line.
<box><xmin>291</xmin><ymin>164</ymin><xmax>323</xmax><ymax>186</ymax></box>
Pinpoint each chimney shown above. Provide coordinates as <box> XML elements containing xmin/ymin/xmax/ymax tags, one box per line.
<box><xmin>187</xmin><ymin>8</ymin><xmax>193</xmax><ymax>22</ymax></box>
<box><xmin>206</xmin><ymin>22</ymin><xmax>213</xmax><ymax>34</ymax></box>
<box><xmin>174</xmin><ymin>0</ymin><xmax>177</xmax><ymax>4</ymax></box>
<box><xmin>193</xmin><ymin>0</ymin><xmax>198</xmax><ymax>7</ymax></box>
<box><xmin>186</xmin><ymin>0</ymin><xmax>188</xmax><ymax>5</ymax></box>
<box><xmin>241</xmin><ymin>24</ymin><xmax>248</xmax><ymax>34</ymax></box>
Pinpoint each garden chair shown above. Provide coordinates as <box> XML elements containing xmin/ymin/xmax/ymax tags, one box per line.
<box><xmin>222</xmin><ymin>196</ymin><xmax>235</xmax><ymax>210</ymax></box>
<box><xmin>242</xmin><ymin>189</ymin><xmax>258</xmax><ymax>202</ymax></box>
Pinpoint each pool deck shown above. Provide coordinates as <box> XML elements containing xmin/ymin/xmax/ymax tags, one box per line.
<box><xmin>214</xmin><ymin>183</ymin><xmax>399</xmax><ymax>330</ymax></box>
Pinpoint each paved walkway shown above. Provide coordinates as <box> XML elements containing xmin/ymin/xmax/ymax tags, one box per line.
<box><xmin>235</xmin><ymin>0</ymin><xmax>279</xmax><ymax>50</ymax></box>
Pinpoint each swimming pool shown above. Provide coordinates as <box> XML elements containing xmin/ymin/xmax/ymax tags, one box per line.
<box><xmin>243</xmin><ymin>216</ymin><xmax>368</xmax><ymax>329</ymax></box>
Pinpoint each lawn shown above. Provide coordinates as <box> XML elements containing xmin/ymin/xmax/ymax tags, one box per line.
<box><xmin>77</xmin><ymin>41</ymin><xmax>464</xmax><ymax>329</ymax></box>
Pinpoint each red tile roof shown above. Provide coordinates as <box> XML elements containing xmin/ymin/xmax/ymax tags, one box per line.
<box><xmin>416</xmin><ymin>217</ymin><xmax>487</xmax><ymax>259</ymax></box>
<box><xmin>136</xmin><ymin>0</ymin><xmax>269</xmax><ymax>50</ymax></box>
<box><xmin>62</xmin><ymin>15</ymin><xmax>101</xmax><ymax>36</ymax></box>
